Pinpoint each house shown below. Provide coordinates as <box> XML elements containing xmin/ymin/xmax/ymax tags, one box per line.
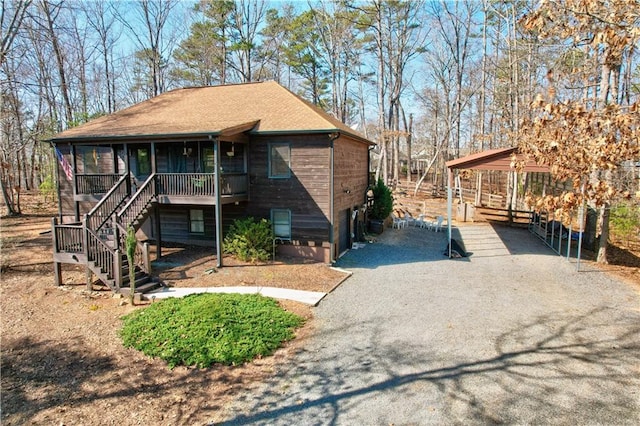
<box><xmin>49</xmin><ymin>81</ymin><xmax>374</xmax><ymax>294</ymax></box>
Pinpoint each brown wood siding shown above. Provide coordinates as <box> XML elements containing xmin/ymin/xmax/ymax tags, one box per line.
<box><xmin>152</xmin><ymin>203</ymin><xmax>248</xmax><ymax>246</ymax></box>
<box><xmin>333</xmin><ymin>135</ymin><xmax>370</xmax><ymax>250</ymax></box>
<box><xmin>56</xmin><ymin>144</ymin><xmax>75</xmax><ymax>218</ymax></box>
<box><xmin>246</xmin><ymin>135</ymin><xmax>331</xmax><ymax>243</ymax></box>
<box><xmin>157</xmin><ymin>205</ymin><xmax>215</xmax><ymax>244</ymax></box>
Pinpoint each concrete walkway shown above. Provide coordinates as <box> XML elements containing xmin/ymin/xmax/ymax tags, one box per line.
<box><xmin>218</xmin><ymin>223</ymin><xmax>640</xmax><ymax>425</ymax></box>
<box><xmin>145</xmin><ymin>286</ymin><xmax>327</xmax><ymax>306</ymax></box>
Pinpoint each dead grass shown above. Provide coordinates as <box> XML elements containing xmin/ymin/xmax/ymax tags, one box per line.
<box><xmin>0</xmin><ymin>192</ymin><xmax>346</xmax><ymax>425</ymax></box>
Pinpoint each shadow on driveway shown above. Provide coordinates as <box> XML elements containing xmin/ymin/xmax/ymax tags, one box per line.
<box><xmin>223</xmin><ymin>308</ymin><xmax>640</xmax><ymax>425</ymax></box>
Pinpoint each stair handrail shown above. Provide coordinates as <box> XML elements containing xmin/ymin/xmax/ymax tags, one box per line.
<box><xmin>85</xmin><ymin>172</ymin><xmax>132</xmax><ymax>232</ymax></box>
<box><xmin>117</xmin><ymin>173</ymin><xmax>157</xmax><ymax>230</ymax></box>
<box><xmin>85</xmin><ymin>224</ymin><xmax>116</xmax><ymax>284</ymax></box>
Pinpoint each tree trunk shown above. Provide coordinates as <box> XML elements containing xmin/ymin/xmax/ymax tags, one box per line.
<box><xmin>42</xmin><ymin>0</ymin><xmax>73</xmax><ymax>125</ymax></box>
<box><xmin>404</xmin><ymin>111</ymin><xmax>413</xmax><ymax>182</ymax></box>
<box><xmin>596</xmin><ymin>204</ymin><xmax>610</xmax><ymax>263</ymax></box>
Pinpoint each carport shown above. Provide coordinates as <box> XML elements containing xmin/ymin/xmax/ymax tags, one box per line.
<box><xmin>445</xmin><ymin>147</ymin><xmax>560</xmax><ymax>258</ymax></box>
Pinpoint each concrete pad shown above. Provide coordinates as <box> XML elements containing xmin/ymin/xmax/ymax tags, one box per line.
<box><xmin>145</xmin><ymin>286</ymin><xmax>327</xmax><ymax>306</ymax></box>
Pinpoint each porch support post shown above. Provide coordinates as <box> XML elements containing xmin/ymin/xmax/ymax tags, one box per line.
<box><xmin>124</xmin><ymin>143</ymin><xmax>130</xmax><ymax>175</ymax></box>
<box><xmin>86</xmin><ymin>268</ymin><xmax>93</xmax><ymax>292</ymax></box>
<box><xmin>112</xmin><ymin>145</ymin><xmax>118</xmax><ymax>174</ymax></box>
<box><xmin>213</xmin><ymin>137</ymin><xmax>223</xmax><ymax>267</ymax></box>
<box><xmin>70</xmin><ymin>144</ymin><xmax>80</xmax><ymax>221</ymax></box>
<box><xmin>51</xmin><ymin>217</ymin><xmax>62</xmax><ymax>286</ymax></box>
<box><xmin>150</xmin><ymin>142</ymin><xmax>157</xmax><ymax>174</ymax></box>
<box><xmin>447</xmin><ymin>167</ymin><xmax>453</xmax><ymax>258</ymax></box>
<box><xmin>114</xmin><ymin>249</ymin><xmax>123</xmax><ymax>289</ymax></box>
<box><xmin>143</xmin><ymin>242</ymin><xmax>151</xmax><ymax>274</ymax></box>
<box><xmin>155</xmin><ymin>206</ymin><xmax>162</xmax><ymax>259</ymax></box>
<box><xmin>54</xmin><ymin>262</ymin><xmax>62</xmax><ymax>286</ymax></box>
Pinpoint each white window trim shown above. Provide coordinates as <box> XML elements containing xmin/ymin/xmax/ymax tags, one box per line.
<box><xmin>271</xmin><ymin>208</ymin><xmax>292</xmax><ymax>240</ymax></box>
<box><xmin>268</xmin><ymin>142</ymin><xmax>291</xmax><ymax>179</ymax></box>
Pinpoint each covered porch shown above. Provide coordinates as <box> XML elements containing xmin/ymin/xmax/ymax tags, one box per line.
<box><xmin>71</xmin><ymin>139</ymin><xmax>249</xmax><ymax>205</ymax></box>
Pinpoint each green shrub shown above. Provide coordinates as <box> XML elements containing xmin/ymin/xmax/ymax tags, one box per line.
<box><xmin>120</xmin><ymin>293</ymin><xmax>303</xmax><ymax>368</ymax></box>
<box><xmin>369</xmin><ymin>178</ymin><xmax>393</xmax><ymax>220</ymax></box>
<box><xmin>224</xmin><ymin>217</ymin><xmax>274</xmax><ymax>262</ymax></box>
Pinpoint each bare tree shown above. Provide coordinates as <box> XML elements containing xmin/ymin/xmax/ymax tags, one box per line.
<box><xmin>38</xmin><ymin>0</ymin><xmax>73</xmax><ymax>125</ymax></box>
<box><xmin>354</xmin><ymin>0</ymin><xmax>426</xmax><ymax>184</ymax></box>
<box><xmin>0</xmin><ymin>0</ymin><xmax>32</xmax><ymax>68</ymax></box>
<box><xmin>82</xmin><ymin>0</ymin><xmax>119</xmax><ymax>113</ymax></box>
<box><xmin>118</xmin><ymin>0</ymin><xmax>178</xmax><ymax>97</ymax></box>
<box><xmin>229</xmin><ymin>0</ymin><xmax>266</xmax><ymax>82</ymax></box>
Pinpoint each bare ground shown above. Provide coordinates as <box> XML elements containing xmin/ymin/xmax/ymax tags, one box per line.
<box><xmin>0</xmin><ymin>195</ymin><xmax>348</xmax><ymax>425</ymax></box>
<box><xmin>1</xmin><ymin>191</ymin><xmax>638</xmax><ymax>425</ymax></box>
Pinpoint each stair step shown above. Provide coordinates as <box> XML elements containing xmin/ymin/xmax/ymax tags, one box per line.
<box><xmin>122</xmin><ymin>269</ymin><xmax>147</xmax><ymax>283</ymax></box>
<box><xmin>136</xmin><ymin>281</ymin><xmax>161</xmax><ymax>293</ymax></box>
<box><xmin>119</xmin><ymin>278</ymin><xmax>162</xmax><ymax>296</ymax></box>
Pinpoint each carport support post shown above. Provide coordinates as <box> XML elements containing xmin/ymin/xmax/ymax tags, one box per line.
<box><xmin>447</xmin><ymin>167</ymin><xmax>453</xmax><ymax>258</ymax></box>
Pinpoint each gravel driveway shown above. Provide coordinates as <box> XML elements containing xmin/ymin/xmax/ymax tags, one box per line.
<box><xmin>220</xmin><ymin>224</ymin><xmax>640</xmax><ymax>425</ymax></box>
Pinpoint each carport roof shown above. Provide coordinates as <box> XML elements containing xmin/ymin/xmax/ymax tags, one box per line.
<box><xmin>446</xmin><ymin>147</ymin><xmax>550</xmax><ymax>172</ymax></box>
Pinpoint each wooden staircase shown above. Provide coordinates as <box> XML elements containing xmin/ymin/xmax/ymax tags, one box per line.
<box><xmin>53</xmin><ymin>173</ymin><xmax>162</xmax><ymax>296</ymax></box>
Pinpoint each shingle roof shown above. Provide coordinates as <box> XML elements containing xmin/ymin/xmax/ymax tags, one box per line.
<box><xmin>51</xmin><ymin>81</ymin><xmax>372</xmax><ymax>144</ymax></box>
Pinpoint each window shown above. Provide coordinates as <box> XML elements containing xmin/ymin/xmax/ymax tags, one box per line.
<box><xmin>78</xmin><ymin>146</ymin><xmax>102</xmax><ymax>174</ymax></box>
<box><xmin>268</xmin><ymin>143</ymin><xmax>291</xmax><ymax>178</ymax></box>
<box><xmin>189</xmin><ymin>209</ymin><xmax>205</xmax><ymax>234</ymax></box>
<box><xmin>271</xmin><ymin>209</ymin><xmax>291</xmax><ymax>240</ymax></box>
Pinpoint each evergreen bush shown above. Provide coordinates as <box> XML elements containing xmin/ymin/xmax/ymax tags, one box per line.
<box><xmin>369</xmin><ymin>178</ymin><xmax>393</xmax><ymax>220</ymax></box>
<box><xmin>224</xmin><ymin>217</ymin><xmax>274</xmax><ymax>262</ymax></box>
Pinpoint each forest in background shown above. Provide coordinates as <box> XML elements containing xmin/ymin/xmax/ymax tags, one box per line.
<box><xmin>1</xmin><ymin>0</ymin><xmax>639</xmax><ymax>262</ymax></box>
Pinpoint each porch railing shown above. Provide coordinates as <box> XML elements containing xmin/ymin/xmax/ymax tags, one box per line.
<box><xmin>77</xmin><ymin>173</ymin><xmax>123</xmax><ymax>195</ymax></box>
<box><xmin>156</xmin><ymin>173</ymin><xmax>215</xmax><ymax>197</ymax></box>
<box><xmin>53</xmin><ymin>221</ymin><xmax>84</xmax><ymax>253</ymax></box>
<box><xmin>155</xmin><ymin>173</ymin><xmax>247</xmax><ymax>197</ymax></box>
<box><xmin>220</xmin><ymin>173</ymin><xmax>248</xmax><ymax>195</ymax></box>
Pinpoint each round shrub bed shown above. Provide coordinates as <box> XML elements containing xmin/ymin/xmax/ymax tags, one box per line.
<box><xmin>120</xmin><ymin>293</ymin><xmax>304</xmax><ymax>368</ymax></box>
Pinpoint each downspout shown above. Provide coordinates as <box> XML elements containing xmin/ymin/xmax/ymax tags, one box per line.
<box><xmin>212</xmin><ymin>135</ymin><xmax>223</xmax><ymax>267</ymax></box>
<box><xmin>329</xmin><ymin>132</ymin><xmax>340</xmax><ymax>263</ymax></box>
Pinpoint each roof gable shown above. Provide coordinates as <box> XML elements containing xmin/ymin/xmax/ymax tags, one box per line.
<box><xmin>51</xmin><ymin>81</ymin><xmax>371</xmax><ymax>144</ymax></box>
